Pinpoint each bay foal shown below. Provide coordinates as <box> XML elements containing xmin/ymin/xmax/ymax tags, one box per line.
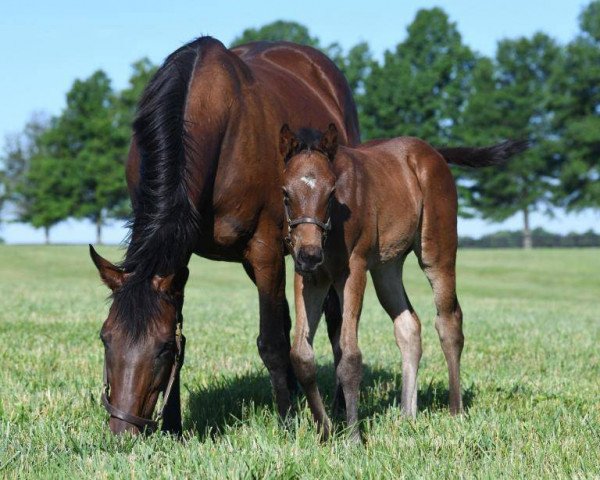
<box><xmin>280</xmin><ymin>124</ymin><xmax>525</xmax><ymax>439</ymax></box>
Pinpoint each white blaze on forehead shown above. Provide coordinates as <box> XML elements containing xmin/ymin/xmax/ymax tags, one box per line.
<box><xmin>300</xmin><ymin>175</ymin><xmax>317</xmax><ymax>189</ymax></box>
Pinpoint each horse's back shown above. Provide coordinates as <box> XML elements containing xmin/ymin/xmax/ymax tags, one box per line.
<box><xmin>232</xmin><ymin>41</ymin><xmax>360</xmax><ymax>145</ymax></box>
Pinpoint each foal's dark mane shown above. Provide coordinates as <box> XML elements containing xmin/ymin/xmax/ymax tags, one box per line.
<box><xmin>113</xmin><ymin>37</ymin><xmax>215</xmax><ymax>340</ymax></box>
<box><xmin>288</xmin><ymin>127</ymin><xmax>328</xmax><ymax>158</ymax></box>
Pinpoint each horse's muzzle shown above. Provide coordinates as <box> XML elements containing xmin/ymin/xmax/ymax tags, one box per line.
<box><xmin>295</xmin><ymin>246</ymin><xmax>324</xmax><ymax>273</ymax></box>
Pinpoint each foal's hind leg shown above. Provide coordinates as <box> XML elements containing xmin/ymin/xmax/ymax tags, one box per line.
<box><xmin>290</xmin><ymin>273</ymin><xmax>332</xmax><ymax>437</ymax></box>
<box><xmin>371</xmin><ymin>258</ymin><xmax>422</xmax><ymax>418</ymax></box>
<box><xmin>415</xmin><ymin>201</ymin><xmax>463</xmax><ymax>414</ymax></box>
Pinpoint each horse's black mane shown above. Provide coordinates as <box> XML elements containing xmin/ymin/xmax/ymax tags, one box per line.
<box><xmin>113</xmin><ymin>37</ymin><xmax>215</xmax><ymax>340</ymax></box>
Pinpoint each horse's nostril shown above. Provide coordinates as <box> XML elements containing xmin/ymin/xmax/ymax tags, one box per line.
<box><xmin>297</xmin><ymin>247</ymin><xmax>324</xmax><ymax>269</ymax></box>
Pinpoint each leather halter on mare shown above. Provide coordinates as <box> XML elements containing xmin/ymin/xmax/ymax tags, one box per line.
<box><xmin>101</xmin><ymin>313</ymin><xmax>186</xmax><ymax>433</ymax></box>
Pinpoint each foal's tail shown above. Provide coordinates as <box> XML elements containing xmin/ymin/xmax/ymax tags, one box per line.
<box><xmin>436</xmin><ymin>140</ymin><xmax>529</xmax><ymax>168</ymax></box>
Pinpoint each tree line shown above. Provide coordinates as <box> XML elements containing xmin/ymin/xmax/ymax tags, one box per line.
<box><xmin>1</xmin><ymin>3</ymin><xmax>599</xmax><ymax>246</ymax></box>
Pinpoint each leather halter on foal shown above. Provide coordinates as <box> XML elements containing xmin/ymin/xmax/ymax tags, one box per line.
<box><xmin>283</xmin><ymin>198</ymin><xmax>332</xmax><ymax>247</ymax></box>
<box><xmin>283</xmin><ymin>149</ymin><xmax>333</xmax><ymax>248</ymax></box>
<box><xmin>101</xmin><ymin>314</ymin><xmax>186</xmax><ymax>433</ymax></box>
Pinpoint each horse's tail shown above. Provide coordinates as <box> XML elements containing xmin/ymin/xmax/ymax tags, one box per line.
<box><xmin>436</xmin><ymin>140</ymin><xmax>529</xmax><ymax>168</ymax></box>
<box><xmin>123</xmin><ymin>37</ymin><xmax>212</xmax><ymax>277</ymax></box>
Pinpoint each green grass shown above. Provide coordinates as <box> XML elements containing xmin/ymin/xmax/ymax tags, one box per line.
<box><xmin>0</xmin><ymin>246</ymin><xmax>599</xmax><ymax>479</ymax></box>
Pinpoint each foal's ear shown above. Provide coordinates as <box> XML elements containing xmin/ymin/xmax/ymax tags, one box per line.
<box><xmin>319</xmin><ymin>123</ymin><xmax>338</xmax><ymax>160</ymax></box>
<box><xmin>89</xmin><ymin>245</ymin><xmax>125</xmax><ymax>291</ymax></box>
<box><xmin>152</xmin><ymin>267</ymin><xmax>190</xmax><ymax>296</ymax></box>
<box><xmin>279</xmin><ymin>124</ymin><xmax>299</xmax><ymax>162</ymax></box>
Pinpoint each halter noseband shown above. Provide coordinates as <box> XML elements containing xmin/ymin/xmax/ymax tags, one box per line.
<box><xmin>283</xmin><ymin>196</ymin><xmax>332</xmax><ymax>248</ymax></box>
<box><xmin>101</xmin><ymin>312</ymin><xmax>186</xmax><ymax>433</ymax></box>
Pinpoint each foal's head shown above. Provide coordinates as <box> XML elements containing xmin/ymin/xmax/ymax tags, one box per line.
<box><xmin>90</xmin><ymin>246</ymin><xmax>189</xmax><ymax>434</ymax></box>
<box><xmin>280</xmin><ymin>123</ymin><xmax>338</xmax><ymax>274</ymax></box>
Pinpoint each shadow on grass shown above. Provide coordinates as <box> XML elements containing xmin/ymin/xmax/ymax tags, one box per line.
<box><xmin>184</xmin><ymin>363</ymin><xmax>476</xmax><ymax>439</ymax></box>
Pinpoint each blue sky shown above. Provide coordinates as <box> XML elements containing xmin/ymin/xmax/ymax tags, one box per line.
<box><xmin>1</xmin><ymin>0</ymin><xmax>597</xmax><ymax>243</ymax></box>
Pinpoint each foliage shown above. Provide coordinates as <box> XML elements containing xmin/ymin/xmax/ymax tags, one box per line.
<box><xmin>550</xmin><ymin>0</ymin><xmax>600</xmax><ymax>210</ymax></box>
<box><xmin>459</xmin><ymin>227</ymin><xmax>600</xmax><ymax>248</ymax></box>
<box><xmin>0</xmin><ymin>246</ymin><xmax>598</xmax><ymax>477</ymax></box>
<box><xmin>230</xmin><ymin>20</ymin><xmax>319</xmax><ymax>48</ymax></box>
<box><xmin>456</xmin><ymin>33</ymin><xmax>562</xmax><ymax>247</ymax></box>
<box><xmin>360</xmin><ymin>8</ymin><xmax>477</xmax><ymax>145</ymax></box>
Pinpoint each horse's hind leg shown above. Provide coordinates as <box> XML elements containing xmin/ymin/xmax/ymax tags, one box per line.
<box><xmin>371</xmin><ymin>258</ymin><xmax>422</xmax><ymax>418</ymax></box>
<box><xmin>290</xmin><ymin>274</ymin><xmax>332</xmax><ymax>437</ymax></box>
<box><xmin>415</xmin><ymin>182</ymin><xmax>464</xmax><ymax>414</ymax></box>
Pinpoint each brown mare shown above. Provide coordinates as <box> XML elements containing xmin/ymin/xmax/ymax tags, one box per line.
<box><xmin>90</xmin><ymin>37</ymin><xmax>360</xmax><ymax>435</ymax></box>
<box><xmin>280</xmin><ymin>124</ymin><xmax>526</xmax><ymax>439</ymax></box>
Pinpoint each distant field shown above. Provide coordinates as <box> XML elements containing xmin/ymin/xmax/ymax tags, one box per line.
<box><xmin>0</xmin><ymin>246</ymin><xmax>598</xmax><ymax>478</ymax></box>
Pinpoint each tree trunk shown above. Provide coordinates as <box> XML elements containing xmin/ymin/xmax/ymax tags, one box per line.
<box><xmin>44</xmin><ymin>226</ymin><xmax>50</xmax><ymax>245</ymax></box>
<box><xmin>522</xmin><ymin>207</ymin><xmax>532</xmax><ymax>249</ymax></box>
<box><xmin>96</xmin><ymin>214</ymin><xmax>102</xmax><ymax>245</ymax></box>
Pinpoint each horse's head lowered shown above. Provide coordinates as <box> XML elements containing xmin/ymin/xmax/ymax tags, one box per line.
<box><xmin>280</xmin><ymin>123</ymin><xmax>338</xmax><ymax>275</ymax></box>
<box><xmin>89</xmin><ymin>246</ymin><xmax>188</xmax><ymax>434</ymax></box>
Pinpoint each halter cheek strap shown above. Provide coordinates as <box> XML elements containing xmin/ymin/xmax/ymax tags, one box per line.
<box><xmin>102</xmin><ymin>318</ymin><xmax>185</xmax><ymax>433</ymax></box>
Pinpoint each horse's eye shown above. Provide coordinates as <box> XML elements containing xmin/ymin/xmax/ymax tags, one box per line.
<box><xmin>157</xmin><ymin>342</ymin><xmax>175</xmax><ymax>359</ymax></box>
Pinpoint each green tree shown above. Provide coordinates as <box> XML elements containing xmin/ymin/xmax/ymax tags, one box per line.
<box><xmin>51</xmin><ymin>70</ymin><xmax>129</xmax><ymax>244</ymax></box>
<box><xmin>116</xmin><ymin>58</ymin><xmax>158</xmax><ymax>133</ymax></box>
<box><xmin>17</xmin><ymin>148</ymin><xmax>77</xmax><ymax>244</ymax></box>
<box><xmin>361</xmin><ymin>8</ymin><xmax>477</xmax><ymax>144</ymax></box>
<box><xmin>551</xmin><ymin>1</ymin><xmax>600</xmax><ymax>211</ymax></box>
<box><xmin>457</xmin><ymin>33</ymin><xmax>561</xmax><ymax>248</ymax></box>
<box><xmin>231</xmin><ymin>20</ymin><xmax>319</xmax><ymax>48</ymax></box>
<box><xmin>0</xmin><ymin>114</ymin><xmax>50</xmax><ymax>224</ymax></box>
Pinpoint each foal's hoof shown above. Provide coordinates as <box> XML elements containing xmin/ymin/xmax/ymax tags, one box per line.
<box><xmin>318</xmin><ymin>418</ymin><xmax>333</xmax><ymax>442</ymax></box>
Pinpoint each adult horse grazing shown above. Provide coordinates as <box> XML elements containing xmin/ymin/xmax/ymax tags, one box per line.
<box><xmin>90</xmin><ymin>37</ymin><xmax>360</xmax><ymax>435</ymax></box>
<box><xmin>280</xmin><ymin>124</ymin><xmax>526</xmax><ymax>439</ymax></box>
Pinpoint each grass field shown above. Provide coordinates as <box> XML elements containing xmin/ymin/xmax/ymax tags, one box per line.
<box><xmin>0</xmin><ymin>245</ymin><xmax>598</xmax><ymax>478</ymax></box>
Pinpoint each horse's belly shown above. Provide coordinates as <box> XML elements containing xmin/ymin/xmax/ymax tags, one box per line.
<box><xmin>376</xmin><ymin>205</ymin><xmax>420</xmax><ymax>263</ymax></box>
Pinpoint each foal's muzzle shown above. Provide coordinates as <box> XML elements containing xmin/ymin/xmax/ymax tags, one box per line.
<box><xmin>295</xmin><ymin>245</ymin><xmax>324</xmax><ymax>273</ymax></box>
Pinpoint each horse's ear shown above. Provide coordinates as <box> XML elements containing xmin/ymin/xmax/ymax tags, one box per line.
<box><xmin>279</xmin><ymin>124</ymin><xmax>298</xmax><ymax>162</ymax></box>
<box><xmin>89</xmin><ymin>245</ymin><xmax>125</xmax><ymax>291</ymax></box>
<box><xmin>319</xmin><ymin>123</ymin><xmax>338</xmax><ymax>161</ymax></box>
<box><xmin>153</xmin><ymin>267</ymin><xmax>189</xmax><ymax>296</ymax></box>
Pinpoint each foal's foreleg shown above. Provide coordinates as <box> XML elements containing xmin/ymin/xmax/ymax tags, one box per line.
<box><xmin>290</xmin><ymin>274</ymin><xmax>331</xmax><ymax>437</ymax></box>
<box><xmin>323</xmin><ymin>288</ymin><xmax>345</xmax><ymax>416</ymax></box>
<box><xmin>335</xmin><ymin>261</ymin><xmax>367</xmax><ymax>440</ymax></box>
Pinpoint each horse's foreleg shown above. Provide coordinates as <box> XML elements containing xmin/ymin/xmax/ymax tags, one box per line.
<box><xmin>160</xmin><ymin>373</ymin><xmax>182</xmax><ymax>436</ymax></box>
<box><xmin>244</xmin><ymin>233</ymin><xmax>296</xmax><ymax>419</ymax></box>
<box><xmin>323</xmin><ymin>287</ymin><xmax>346</xmax><ymax>416</ymax></box>
<box><xmin>335</xmin><ymin>260</ymin><xmax>367</xmax><ymax>441</ymax></box>
<box><xmin>290</xmin><ymin>272</ymin><xmax>331</xmax><ymax>438</ymax></box>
